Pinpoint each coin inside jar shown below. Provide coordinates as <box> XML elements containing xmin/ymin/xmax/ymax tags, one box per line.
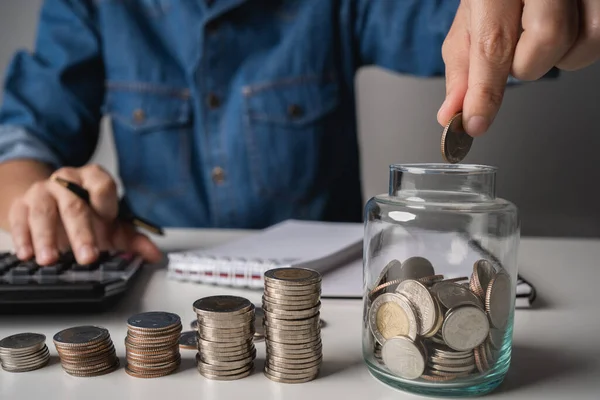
<box><xmin>381</xmin><ymin>336</ymin><xmax>426</xmax><ymax>380</ymax></box>
<box><xmin>431</xmin><ymin>281</ymin><xmax>483</xmax><ymax>310</ymax></box>
<box><xmin>399</xmin><ymin>257</ymin><xmax>435</xmax><ymax>281</ymax></box>
<box><xmin>441</xmin><ymin>306</ymin><xmax>489</xmax><ymax>352</ymax></box>
<box><xmin>395</xmin><ymin>280</ymin><xmax>438</xmax><ymax>337</ymax></box>
<box><xmin>485</xmin><ymin>271</ymin><xmax>511</xmax><ymax>329</ymax></box>
<box><xmin>369</xmin><ymin>293</ymin><xmax>419</xmax><ymax>344</ymax></box>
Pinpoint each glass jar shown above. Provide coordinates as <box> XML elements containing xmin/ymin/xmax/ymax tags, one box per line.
<box><xmin>362</xmin><ymin>163</ymin><xmax>519</xmax><ymax>397</ymax></box>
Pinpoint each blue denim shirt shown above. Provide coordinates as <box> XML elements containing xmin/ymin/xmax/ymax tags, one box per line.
<box><xmin>0</xmin><ymin>0</ymin><xmax>462</xmax><ymax>229</ymax></box>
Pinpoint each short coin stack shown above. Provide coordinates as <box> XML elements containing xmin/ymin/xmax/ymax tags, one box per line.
<box><xmin>54</xmin><ymin>326</ymin><xmax>119</xmax><ymax>377</ymax></box>
<box><xmin>262</xmin><ymin>267</ymin><xmax>323</xmax><ymax>383</ymax></box>
<box><xmin>125</xmin><ymin>311</ymin><xmax>182</xmax><ymax>378</ymax></box>
<box><xmin>368</xmin><ymin>256</ymin><xmax>510</xmax><ymax>382</ymax></box>
<box><xmin>0</xmin><ymin>333</ymin><xmax>50</xmax><ymax>372</ymax></box>
<box><xmin>193</xmin><ymin>295</ymin><xmax>256</xmax><ymax>380</ymax></box>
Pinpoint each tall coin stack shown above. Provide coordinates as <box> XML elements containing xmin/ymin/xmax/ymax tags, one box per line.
<box><xmin>262</xmin><ymin>267</ymin><xmax>323</xmax><ymax>383</ymax></box>
<box><xmin>125</xmin><ymin>311</ymin><xmax>182</xmax><ymax>378</ymax></box>
<box><xmin>367</xmin><ymin>257</ymin><xmax>511</xmax><ymax>382</ymax></box>
<box><xmin>193</xmin><ymin>295</ymin><xmax>256</xmax><ymax>380</ymax></box>
<box><xmin>53</xmin><ymin>326</ymin><xmax>120</xmax><ymax>377</ymax></box>
<box><xmin>0</xmin><ymin>333</ymin><xmax>50</xmax><ymax>372</ymax></box>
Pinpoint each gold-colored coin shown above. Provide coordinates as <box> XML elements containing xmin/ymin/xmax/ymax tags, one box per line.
<box><xmin>441</xmin><ymin>112</ymin><xmax>473</xmax><ymax>164</ymax></box>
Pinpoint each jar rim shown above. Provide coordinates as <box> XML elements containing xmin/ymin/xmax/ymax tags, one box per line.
<box><xmin>390</xmin><ymin>163</ymin><xmax>497</xmax><ymax>175</ymax></box>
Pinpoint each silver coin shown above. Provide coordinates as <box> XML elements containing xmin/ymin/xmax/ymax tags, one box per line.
<box><xmin>442</xmin><ymin>306</ymin><xmax>489</xmax><ymax>351</ymax></box>
<box><xmin>432</xmin><ymin>348</ymin><xmax>473</xmax><ymax>359</ymax></box>
<box><xmin>430</xmin><ymin>354</ymin><xmax>475</xmax><ymax>366</ymax></box>
<box><xmin>2</xmin><ymin>349</ymin><xmax>50</xmax><ymax>368</ymax></box>
<box><xmin>199</xmin><ymin>367</ymin><xmax>254</xmax><ymax>381</ymax></box>
<box><xmin>381</xmin><ymin>336</ymin><xmax>425</xmax><ymax>380</ymax></box>
<box><xmin>53</xmin><ymin>326</ymin><xmax>108</xmax><ymax>345</ymax></box>
<box><xmin>428</xmin><ymin>362</ymin><xmax>476</xmax><ymax>373</ymax></box>
<box><xmin>432</xmin><ymin>282</ymin><xmax>483</xmax><ymax>310</ymax></box>
<box><xmin>0</xmin><ymin>333</ymin><xmax>46</xmax><ymax>352</ymax></box>
<box><xmin>373</xmin><ymin>259</ymin><xmax>403</xmax><ymax>287</ymax></box>
<box><xmin>430</xmin><ymin>334</ymin><xmax>446</xmax><ymax>345</ymax></box>
<box><xmin>197</xmin><ymin>359</ymin><xmax>254</xmax><ymax>374</ymax></box>
<box><xmin>400</xmin><ymin>257</ymin><xmax>435</xmax><ymax>281</ymax></box>
<box><xmin>264</xmin><ymin>268</ymin><xmax>321</xmax><ymax>286</ymax></box>
<box><xmin>262</xmin><ymin>297</ymin><xmax>320</xmax><ymax>310</ymax></box>
<box><xmin>475</xmin><ymin>259</ymin><xmax>496</xmax><ymax>293</ymax></box>
<box><xmin>127</xmin><ymin>311</ymin><xmax>181</xmax><ymax>330</ymax></box>
<box><xmin>1</xmin><ymin>346</ymin><xmax>49</xmax><ymax>363</ymax></box>
<box><xmin>369</xmin><ymin>293</ymin><xmax>419</xmax><ymax>345</ymax></box>
<box><xmin>486</xmin><ymin>271</ymin><xmax>511</xmax><ymax>329</ymax></box>
<box><xmin>193</xmin><ymin>296</ymin><xmax>254</xmax><ymax>316</ymax></box>
<box><xmin>396</xmin><ymin>280</ymin><xmax>438</xmax><ymax>336</ymax></box>
<box><xmin>178</xmin><ymin>331</ymin><xmax>197</xmax><ymax>350</ymax></box>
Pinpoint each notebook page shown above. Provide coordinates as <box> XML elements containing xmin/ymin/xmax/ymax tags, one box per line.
<box><xmin>178</xmin><ymin>219</ymin><xmax>364</xmax><ymax>267</ymax></box>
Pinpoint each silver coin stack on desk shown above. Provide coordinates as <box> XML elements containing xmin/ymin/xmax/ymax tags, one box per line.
<box><xmin>193</xmin><ymin>295</ymin><xmax>256</xmax><ymax>380</ymax></box>
<box><xmin>367</xmin><ymin>257</ymin><xmax>511</xmax><ymax>381</ymax></box>
<box><xmin>0</xmin><ymin>333</ymin><xmax>50</xmax><ymax>372</ymax></box>
<box><xmin>54</xmin><ymin>326</ymin><xmax>120</xmax><ymax>377</ymax></box>
<box><xmin>125</xmin><ymin>312</ymin><xmax>182</xmax><ymax>378</ymax></box>
<box><xmin>262</xmin><ymin>267</ymin><xmax>323</xmax><ymax>383</ymax></box>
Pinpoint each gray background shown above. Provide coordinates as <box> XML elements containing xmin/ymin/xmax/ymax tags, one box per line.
<box><xmin>1</xmin><ymin>0</ymin><xmax>599</xmax><ymax>238</ymax></box>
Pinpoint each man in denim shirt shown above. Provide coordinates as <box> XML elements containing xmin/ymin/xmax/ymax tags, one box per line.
<box><xmin>0</xmin><ymin>0</ymin><xmax>598</xmax><ymax>266</ymax></box>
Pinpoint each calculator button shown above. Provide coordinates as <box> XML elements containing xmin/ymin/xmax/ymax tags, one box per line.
<box><xmin>39</xmin><ymin>263</ymin><xmax>69</xmax><ymax>276</ymax></box>
<box><xmin>71</xmin><ymin>262</ymin><xmax>100</xmax><ymax>272</ymax></box>
<box><xmin>0</xmin><ymin>255</ymin><xmax>20</xmax><ymax>274</ymax></box>
<box><xmin>12</xmin><ymin>261</ymin><xmax>39</xmax><ymax>275</ymax></box>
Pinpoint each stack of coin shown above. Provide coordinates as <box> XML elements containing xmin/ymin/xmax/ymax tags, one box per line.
<box><xmin>192</xmin><ymin>303</ymin><xmax>267</xmax><ymax>342</ymax></box>
<box><xmin>0</xmin><ymin>333</ymin><xmax>50</xmax><ymax>372</ymax></box>
<box><xmin>262</xmin><ymin>267</ymin><xmax>322</xmax><ymax>383</ymax></box>
<box><xmin>125</xmin><ymin>311</ymin><xmax>182</xmax><ymax>378</ymax></box>
<box><xmin>193</xmin><ymin>295</ymin><xmax>256</xmax><ymax>380</ymax></box>
<box><xmin>367</xmin><ymin>256</ymin><xmax>510</xmax><ymax>382</ymax></box>
<box><xmin>54</xmin><ymin>326</ymin><xmax>119</xmax><ymax>377</ymax></box>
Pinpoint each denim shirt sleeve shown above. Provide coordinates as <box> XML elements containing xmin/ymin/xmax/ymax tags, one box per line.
<box><xmin>0</xmin><ymin>0</ymin><xmax>104</xmax><ymax>169</ymax></box>
<box><xmin>354</xmin><ymin>0</ymin><xmax>561</xmax><ymax>83</ymax></box>
<box><xmin>355</xmin><ymin>0</ymin><xmax>460</xmax><ymax>76</ymax></box>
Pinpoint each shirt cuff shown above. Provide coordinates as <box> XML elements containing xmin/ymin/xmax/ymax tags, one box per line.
<box><xmin>0</xmin><ymin>125</ymin><xmax>62</xmax><ymax>168</ymax></box>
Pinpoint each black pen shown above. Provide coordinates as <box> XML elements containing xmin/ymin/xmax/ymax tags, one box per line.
<box><xmin>52</xmin><ymin>176</ymin><xmax>165</xmax><ymax>236</ymax></box>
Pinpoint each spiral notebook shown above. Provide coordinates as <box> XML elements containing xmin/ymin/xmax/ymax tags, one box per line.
<box><xmin>166</xmin><ymin>219</ymin><xmax>536</xmax><ymax>306</ymax></box>
<box><xmin>166</xmin><ymin>219</ymin><xmax>364</xmax><ymax>290</ymax></box>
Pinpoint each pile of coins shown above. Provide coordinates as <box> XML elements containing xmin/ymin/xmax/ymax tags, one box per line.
<box><xmin>125</xmin><ymin>311</ymin><xmax>182</xmax><ymax>378</ymax></box>
<box><xmin>367</xmin><ymin>256</ymin><xmax>510</xmax><ymax>381</ymax></box>
<box><xmin>0</xmin><ymin>333</ymin><xmax>50</xmax><ymax>372</ymax></box>
<box><xmin>193</xmin><ymin>295</ymin><xmax>256</xmax><ymax>380</ymax></box>
<box><xmin>262</xmin><ymin>267</ymin><xmax>323</xmax><ymax>383</ymax></box>
<box><xmin>54</xmin><ymin>326</ymin><xmax>120</xmax><ymax>377</ymax></box>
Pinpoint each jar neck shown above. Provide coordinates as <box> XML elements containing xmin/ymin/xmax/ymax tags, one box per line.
<box><xmin>389</xmin><ymin>164</ymin><xmax>497</xmax><ymax>202</ymax></box>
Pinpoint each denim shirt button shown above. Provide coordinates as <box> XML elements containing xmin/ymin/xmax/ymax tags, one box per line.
<box><xmin>211</xmin><ymin>166</ymin><xmax>225</xmax><ymax>184</ymax></box>
<box><xmin>132</xmin><ymin>108</ymin><xmax>146</xmax><ymax>123</ymax></box>
<box><xmin>206</xmin><ymin>93</ymin><xmax>221</xmax><ymax>109</ymax></box>
<box><xmin>287</xmin><ymin>104</ymin><xmax>303</xmax><ymax>118</ymax></box>
<box><xmin>206</xmin><ymin>20</ymin><xmax>219</xmax><ymax>34</ymax></box>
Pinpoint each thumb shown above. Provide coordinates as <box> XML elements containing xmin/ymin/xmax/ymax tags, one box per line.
<box><xmin>130</xmin><ymin>233</ymin><xmax>163</xmax><ymax>263</ymax></box>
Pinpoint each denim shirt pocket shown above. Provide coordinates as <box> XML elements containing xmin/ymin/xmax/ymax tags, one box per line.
<box><xmin>103</xmin><ymin>82</ymin><xmax>193</xmax><ymax>205</ymax></box>
<box><xmin>242</xmin><ymin>74</ymin><xmax>339</xmax><ymax>202</ymax></box>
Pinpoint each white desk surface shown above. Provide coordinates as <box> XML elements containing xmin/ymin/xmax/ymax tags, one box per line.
<box><xmin>0</xmin><ymin>229</ymin><xmax>599</xmax><ymax>400</ymax></box>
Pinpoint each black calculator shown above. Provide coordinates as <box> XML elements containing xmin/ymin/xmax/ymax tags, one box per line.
<box><xmin>0</xmin><ymin>251</ymin><xmax>143</xmax><ymax>313</ymax></box>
